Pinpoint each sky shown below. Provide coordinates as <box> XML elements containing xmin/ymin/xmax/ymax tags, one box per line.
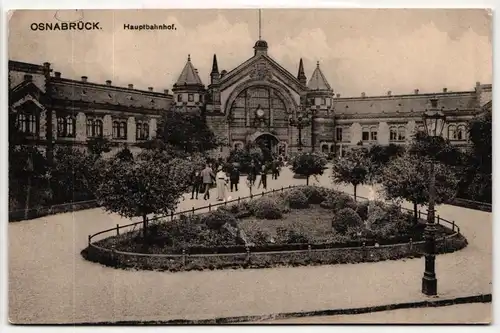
<box><xmin>8</xmin><ymin>9</ymin><xmax>492</xmax><ymax>97</ymax></box>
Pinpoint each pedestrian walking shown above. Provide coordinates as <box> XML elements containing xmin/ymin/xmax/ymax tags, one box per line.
<box><xmin>229</xmin><ymin>165</ymin><xmax>240</xmax><ymax>192</ymax></box>
<box><xmin>248</xmin><ymin>161</ymin><xmax>258</xmax><ymax>187</ymax></box>
<box><xmin>257</xmin><ymin>164</ymin><xmax>268</xmax><ymax>190</ymax></box>
<box><xmin>215</xmin><ymin>168</ymin><xmax>229</xmax><ymax>201</ymax></box>
<box><xmin>190</xmin><ymin>169</ymin><xmax>203</xmax><ymax>200</ymax></box>
<box><xmin>271</xmin><ymin>159</ymin><xmax>279</xmax><ymax>180</ymax></box>
<box><xmin>201</xmin><ymin>163</ymin><xmax>215</xmax><ymax>200</ymax></box>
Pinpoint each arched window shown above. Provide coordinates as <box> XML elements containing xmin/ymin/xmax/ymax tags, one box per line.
<box><xmin>389</xmin><ymin>126</ymin><xmax>397</xmax><ymax>141</ymax></box>
<box><xmin>321</xmin><ymin>144</ymin><xmax>329</xmax><ymax>153</ymax></box>
<box><xmin>119</xmin><ymin>121</ymin><xmax>127</xmax><ymax>139</ymax></box>
<box><xmin>17</xmin><ymin>113</ymin><xmax>27</xmax><ymax>132</ymax></box>
<box><xmin>57</xmin><ymin>116</ymin><xmax>65</xmax><ymax>136</ymax></box>
<box><xmin>136</xmin><ymin>123</ymin><xmax>142</xmax><ymax>140</ymax></box>
<box><xmin>94</xmin><ymin>119</ymin><xmax>103</xmax><ymax>137</ymax></box>
<box><xmin>27</xmin><ymin>114</ymin><xmax>38</xmax><ymax>134</ymax></box>
<box><xmin>86</xmin><ymin>118</ymin><xmax>93</xmax><ymax>137</ymax></box>
<box><xmin>112</xmin><ymin>121</ymin><xmax>119</xmax><ymax>138</ymax></box>
<box><xmin>448</xmin><ymin>125</ymin><xmax>456</xmax><ymax>140</ymax></box>
<box><xmin>397</xmin><ymin>126</ymin><xmax>406</xmax><ymax>141</ymax></box>
<box><xmin>229</xmin><ymin>86</ymin><xmax>288</xmax><ymax>128</ymax></box>
<box><xmin>456</xmin><ymin>125</ymin><xmax>466</xmax><ymax>141</ymax></box>
<box><xmin>142</xmin><ymin>123</ymin><xmax>149</xmax><ymax>139</ymax></box>
<box><xmin>362</xmin><ymin>127</ymin><xmax>370</xmax><ymax>141</ymax></box>
<box><xmin>66</xmin><ymin>116</ymin><xmax>76</xmax><ymax>137</ymax></box>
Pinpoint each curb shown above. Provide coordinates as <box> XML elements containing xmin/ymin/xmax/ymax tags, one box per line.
<box><xmin>20</xmin><ymin>293</ymin><xmax>491</xmax><ymax>325</ymax></box>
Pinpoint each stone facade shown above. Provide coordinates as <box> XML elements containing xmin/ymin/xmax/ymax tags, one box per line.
<box><xmin>9</xmin><ymin>38</ymin><xmax>492</xmax><ymax>157</ymax></box>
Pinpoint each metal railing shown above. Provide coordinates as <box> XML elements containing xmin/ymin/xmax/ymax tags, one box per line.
<box><xmin>88</xmin><ymin>185</ymin><xmax>299</xmax><ymax>243</ymax></box>
<box><xmin>87</xmin><ymin>185</ymin><xmax>464</xmax><ymax>263</ymax></box>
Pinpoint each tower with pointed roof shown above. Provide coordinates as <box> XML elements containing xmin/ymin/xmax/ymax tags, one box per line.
<box><xmin>172</xmin><ymin>54</ymin><xmax>206</xmax><ymax>109</ymax></box>
<box><xmin>306</xmin><ymin>61</ymin><xmax>334</xmax><ymax>111</ymax></box>
<box><xmin>297</xmin><ymin>58</ymin><xmax>307</xmax><ymax>86</ymax></box>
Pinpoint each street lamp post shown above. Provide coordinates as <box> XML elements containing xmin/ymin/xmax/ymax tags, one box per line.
<box><xmin>421</xmin><ymin>98</ymin><xmax>446</xmax><ymax>296</ymax></box>
<box><xmin>289</xmin><ymin>107</ymin><xmax>311</xmax><ymax>151</ymax></box>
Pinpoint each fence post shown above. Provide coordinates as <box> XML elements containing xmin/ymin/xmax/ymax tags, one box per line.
<box><xmin>452</xmin><ymin>220</ymin><xmax>455</xmax><ymax>232</ymax></box>
<box><xmin>409</xmin><ymin>238</ymin><xmax>413</xmax><ymax>251</ymax></box>
<box><xmin>443</xmin><ymin>236</ymin><xmax>447</xmax><ymax>252</ymax></box>
<box><xmin>362</xmin><ymin>242</ymin><xmax>366</xmax><ymax>259</ymax></box>
<box><xmin>209</xmin><ymin>203</ymin><xmax>212</xmax><ymax>212</ymax></box>
<box><xmin>246</xmin><ymin>247</ymin><xmax>250</xmax><ymax>262</ymax></box>
<box><xmin>418</xmin><ymin>210</ymin><xmax>421</xmax><ymax>219</ymax></box>
<box><xmin>308</xmin><ymin>244</ymin><xmax>312</xmax><ymax>259</ymax></box>
<box><xmin>182</xmin><ymin>249</ymin><xmax>186</xmax><ymax>268</ymax></box>
<box><xmin>238</xmin><ymin>197</ymin><xmax>241</xmax><ymax>204</ymax></box>
<box><xmin>170</xmin><ymin>211</ymin><xmax>174</xmax><ymax>221</ymax></box>
<box><xmin>192</xmin><ymin>207</ymin><xmax>195</xmax><ymax>216</ymax></box>
<box><xmin>281</xmin><ymin>186</ymin><xmax>284</xmax><ymax>192</ymax></box>
<box><xmin>261</xmin><ymin>191</ymin><xmax>264</xmax><ymax>197</ymax></box>
<box><xmin>116</xmin><ymin>224</ymin><xmax>120</xmax><ymax>236</ymax></box>
<box><xmin>437</xmin><ymin>215</ymin><xmax>440</xmax><ymax>225</ymax></box>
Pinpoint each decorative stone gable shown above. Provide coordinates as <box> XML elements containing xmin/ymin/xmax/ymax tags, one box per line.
<box><xmin>249</xmin><ymin>60</ymin><xmax>273</xmax><ymax>81</ymax></box>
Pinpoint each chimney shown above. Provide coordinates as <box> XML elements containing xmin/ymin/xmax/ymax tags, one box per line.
<box><xmin>23</xmin><ymin>74</ymin><xmax>33</xmax><ymax>81</ymax></box>
<box><xmin>414</xmin><ymin>89</ymin><xmax>419</xmax><ymax>95</ymax></box>
<box><xmin>387</xmin><ymin>90</ymin><xmax>392</xmax><ymax>96</ymax></box>
<box><xmin>476</xmin><ymin>81</ymin><xmax>481</xmax><ymax>88</ymax></box>
<box><xmin>128</xmin><ymin>84</ymin><xmax>133</xmax><ymax>89</ymax></box>
<box><xmin>148</xmin><ymin>87</ymin><xmax>153</xmax><ymax>92</ymax></box>
<box><xmin>336</xmin><ymin>93</ymin><xmax>341</xmax><ymax>98</ymax></box>
<box><xmin>361</xmin><ymin>92</ymin><xmax>366</xmax><ymax>98</ymax></box>
<box><xmin>106</xmin><ymin>80</ymin><xmax>112</xmax><ymax>86</ymax></box>
<box><xmin>81</xmin><ymin>76</ymin><xmax>88</xmax><ymax>83</ymax></box>
<box><xmin>443</xmin><ymin>87</ymin><xmax>448</xmax><ymax>93</ymax></box>
<box><xmin>54</xmin><ymin>71</ymin><xmax>61</xmax><ymax>78</ymax></box>
<box><xmin>430</xmin><ymin>98</ymin><xmax>438</xmax><ymax>108</ymax></box>
<box><xmin>164</xmin><ymin>89</ymin><xmax>169</xmax><ymax>94</ymax></box>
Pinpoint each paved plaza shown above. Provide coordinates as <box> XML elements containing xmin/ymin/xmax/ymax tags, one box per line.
<box><xmin>8</xmin><ymin>166</ymin><xmax>492</xmax><ymax>324</ymax></box>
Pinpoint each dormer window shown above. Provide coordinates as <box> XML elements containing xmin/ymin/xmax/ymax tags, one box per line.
<box><xmin>150</xmin><ymin>99</ymin><xmax>155</xmax><ymax>104</ymax></box>
<box><xmin>127</xmin><ymin>95</ymin><xmax>133</xmax><ymax>100</ymax></box>
<box><xmin>188</xmin><ymin>94</ymin><xmax>194</xmax><ymax>102</ymax></box>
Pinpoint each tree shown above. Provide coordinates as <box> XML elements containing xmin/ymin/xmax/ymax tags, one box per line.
<box><xmin>290</xmin><ymin>152</ymin><xmax>328</xmax><ymax>185</ymax></box>
<box><xmin>50</xmin><ymin>146</ymin><xmax>98</xmax><ymax>203</ymax></box>
<box><xmin>87</xmin><ymin>137</ymin><xmax>112</xmax><ymax>157</ymax></box>
<box><xmin>367</xmin><ymin>144</ymin><xmax>405</xmax><ymax>181</ymax></box>
<box><xmin>95</xmin><ymin>151</ymin><xmax>193</xmax><ymax>240</ymax></box>
<box><xmin>331</xmin><ymin>149</ymin><xmax>370</xmax><ymax>200</ymax></box>
<box><xmin>158</xmin><ymin>108</ymin><xmax>222</xmax><ymax>154</ymax></box>
<box><xmin>380</xmin><ymin>152</ymin><xmax>460</xmax><ymax>223</ymax></box>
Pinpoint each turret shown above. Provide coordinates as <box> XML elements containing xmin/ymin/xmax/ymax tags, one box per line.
<box><xmin>172</xmin><ymin>54</ymin><xmax>206</xmax><ymax>108</ymax></box>
<box><xmin>297</xmin><ymin>58</ymin><xmax>307</xmax><ymax>86</ymax></box>
<box><xmin>210</xmin><ymin>54</ymin><xmax>220</xmax><ymax>85</ymax></box>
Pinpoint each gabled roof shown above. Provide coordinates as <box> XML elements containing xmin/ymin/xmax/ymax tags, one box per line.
<box><xmin>219</xmin><ymin>53</ymin><xmax>305</xmax><ymax>93</ymax></box>
<box><xmin>174</xmin><ymin>54</ymin><xmax>204</xmax><ymax>87</ymax></box>
<box><xmin>307</xmin><ymin>62</ymin><xmax>332</xmax><ymax>91</ymax></box>
<box><xmin>9</xmin><ymin>80</ymin><xmax>45</xmax><ymax>105</ymax></box>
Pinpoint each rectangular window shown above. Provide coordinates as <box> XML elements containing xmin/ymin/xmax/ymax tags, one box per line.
<box><xmin>336</xmin><ymin>127</ymin><xmax>343</xmax><ymax>142</ymax></box>
<box><xmin>177</xmin><ymin>94</ymin><xmax>182</xmax><ymax>102</ymax></box>
<box><xmin>370</xmin><ymin>130</ymin><xmax>378</xmax><ymax>141</ymax></box>
<box><xmin>362</xmin><ymin>131</ymin><xmax>369</xmax><ymax>141</ymax></box>
<box><xmin>188</xmin><ymin>94</ymin><xmax>194</xmax><ymax>102</ymax></box>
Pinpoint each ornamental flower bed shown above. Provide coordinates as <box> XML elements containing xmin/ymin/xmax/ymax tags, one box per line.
<box><xmin>83</xmin><ymin>186</ymin><xmax>467</xmax><ymax>271</ymax></box>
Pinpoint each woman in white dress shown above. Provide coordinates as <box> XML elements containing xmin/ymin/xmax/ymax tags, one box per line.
<box><xmin>216</xmin><ymin>168</ymin><xmax>228</xmax><ymax>201</ymax></box>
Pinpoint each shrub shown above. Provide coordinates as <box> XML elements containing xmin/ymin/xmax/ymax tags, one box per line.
<box><xmin>275</xmin><ymin>227</ymin><xmax>309</xmax><ymax>244</ymax></box>
<box><xmin>202</xmin><ymin>210</ymin><xmax>238</xmax><ymax>230</ymax></box>
<box><xmin>332</xmin><ymin>208</ymin><xmax>364</xmax><ymax>235</ymax></box>
<box><xmin>248</xmin><ymin>230</ymin><xmax>272</xmax><ymax>245</ymax></box>
<box><xmin>297</xmin><ymin>186</ymin><xmax>328</xmax><ymax>204</ymax></box>
<box><xmin>249</xmin><ymin>197</ymin><xmax>283</xmax><ymax>220</ymax></box>
<box><xmin>320</xmin><ymin>191</ymin><xmax>357</xmax><ymax>211</ymax></box>
<box><xmin>284</xmin><ymin>189</ymin><xmax>309</xmax><ymax>209</ymax></box>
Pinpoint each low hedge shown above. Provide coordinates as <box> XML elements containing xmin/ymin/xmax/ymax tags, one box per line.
<box><xmin>9</xmin><ymin>199</ymin><xmax>99</xmax><ymax>222</ymax></box>
<box><xmin>82</xmin><ymin>232</ymin><xmax>468</xmax><ymax>272</ymax></box>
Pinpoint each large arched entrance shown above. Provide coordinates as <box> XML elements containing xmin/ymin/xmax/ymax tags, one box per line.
<box><xmin>255</xmin><ymin>133</ymin><xmax>279</xmax><ymax>157</ymax></box>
